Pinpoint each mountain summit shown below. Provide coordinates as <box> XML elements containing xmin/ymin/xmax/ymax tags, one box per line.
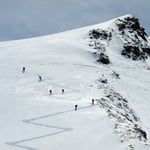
<box><xmin>1</xmin><ymin>15</ymin><xmax>150</xmax><ymax>150</ymax></box>
<box><xmin>88</xmin><ymin>15</ymin><xmax>150</xmax><ymax>63</ymax></box>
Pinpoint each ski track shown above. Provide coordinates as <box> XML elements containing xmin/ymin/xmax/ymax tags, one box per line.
<box><xmin>72</xmin><ymin>63</ymin><xmax>100</xmax><ymax>69</ymax></box>
<box><xmin>5</xmin><ymin>70</ymin><xmax>97</xmax><ymax>150</ymax></box>
<box><xmin>5</xmin><ymin>104</ymin><xmax>95</xmax><ymax>150</ymax></box>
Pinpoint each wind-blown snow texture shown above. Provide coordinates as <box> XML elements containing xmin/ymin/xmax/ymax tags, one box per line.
<box><xmin>1</xmin><ymin>14</ymin><xmax>150</xmax><ymax>150</ymax></box>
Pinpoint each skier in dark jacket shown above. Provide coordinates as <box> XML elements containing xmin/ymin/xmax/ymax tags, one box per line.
<box><xmin>75</xmin><ymin>104</ymin><xmax>78</xmax><ymax>111</ymax></box>
<box><xmin>22</xmin><ymin>67</ymin><xmax>25</xmax><ymax>73</ymax></box>
<box><xmin>39</xmin><ymin>76</ymin><xmax>42</xmax><ymax>81</ymax></box>
<box><xmin>92</xmin><ymin>99</ymin><xmax>95</xmax><ymax>105</ymax></box>
<box><xmin>49</xmin><ymin>89</ymin><xmax>52</xmax><ymax>95</ymax></box>
<box><xmin>62</xmin><ymin>89</ymin><xmax>64</xmax><ymax>94</ymax></box>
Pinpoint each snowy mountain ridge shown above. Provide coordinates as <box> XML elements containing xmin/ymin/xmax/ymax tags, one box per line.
<box><xmin>88</xmin><ymin>14</ymin><xmax>150</xmax><ymax>63</ymax></box>
<box><xmin>0</xmin><ymin>14</ymin><xmax>150</xmax><ymax>150</ymax></box>
<box><xmin>87</xmin><ymin>14</ymin><xmax>150</xmax><ymax>149</ymax></box>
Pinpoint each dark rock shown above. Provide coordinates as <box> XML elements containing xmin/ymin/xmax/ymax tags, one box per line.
<box><xmin>100</xmin><ymin>78</ymin><xmax>108</xmax><ymax>84</ymax></box>
<box><xmin>121</xmin><ymin>45</ymin><xmax>149</xmax><ymax>60</ymax></box>
<box><xmin>116</xmin><ymin>16</ymin><xmax>148</xmax><ymax>41</ymax></box>
<box><xmin>89</xmin><ymin>29</ymin><xmax>112</xmax><ymax>41</ymax></box>
<box><xmin>112</xmin><ymin>71</ymin><xmax>120</xmax><ymax>79</ymax></box>
<box><xmin>97</xmin><ymin>53</ymin><xmax>110</xmax><ymax>64</ymax></box>
<box><xmin>134</xmin><ymin>127</ymin><xmax>147</xmax><ymax>140</ymax></box>
<box><xmin>116</xmin><ymin>15</ymin><xmax>150</xmax><ymax>61</ymax></box>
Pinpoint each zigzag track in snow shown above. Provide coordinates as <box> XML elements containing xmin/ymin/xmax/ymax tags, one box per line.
<box><xmin>5</xmin><ymin>67</ymin><xmax>97</xmax><ymax>150</ymax></box>
<box><xmin>5</xmin><ymin>104</ymin><xmax>94</xmax><ymax>150</ymax></box>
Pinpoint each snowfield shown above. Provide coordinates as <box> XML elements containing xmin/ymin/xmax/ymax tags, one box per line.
<box><xmin>0</xmin><ymin>15</ymin><xmax>150</xmax><ymax>150</ymax></box>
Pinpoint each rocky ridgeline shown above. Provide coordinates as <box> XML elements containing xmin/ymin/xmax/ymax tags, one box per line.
<box><xmin>97</xmin><ymin>83</ymin><xmax>148</xmax><ymax>149</ymax></box>
<box><xmin>88</xmin><ymin>15</ymin><xmax>150</xmax><ymax>63</ymax></box>
<box><xmin>96</xmin><ymin>71</ymin><xmax>150</xmax><ymax>149</ymax></box>
<box><xmin>116</xmin><ymin>16</ymin><xmax>150</xmax><ymax>60</ymax></box>
<box><xmin>88</xmin><ymin>28</ymin><xmax>112</xmax><ymax>64</ymax></box>
<box><xmin>89</xmin><ymin>29</ymin><xmax>112</xmax><ymax>40</ymax></box>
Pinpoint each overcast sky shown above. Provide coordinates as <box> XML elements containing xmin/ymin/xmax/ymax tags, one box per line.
<box><xmin>0</xmin><ymin>0</ymin><xmax>150</xmax><ymax>41</ymax></box>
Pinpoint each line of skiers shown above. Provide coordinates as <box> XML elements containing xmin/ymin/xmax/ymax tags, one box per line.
<box><xmin>22</xmin><ymin>67</ymin><xmax>95</xmax><ymax>111</ymax></box>
<box><xmin>74</xmin><ymin>99</ymin><xmax>95</xmax><ymax>111</ymax></box>
<box><xmin>49</xmin><ymin>89</ymin><xmax>64</xmax><ymax>95</ymax></box>
<box><xmin>22</xmin><ymin>67</ymin><xmax>42</xmax><ymax>81</ymax></box>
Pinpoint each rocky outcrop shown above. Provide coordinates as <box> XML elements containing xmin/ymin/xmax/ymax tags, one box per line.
<box><xmin>89</xmin><ymin>29</ymin><xmax>112</xmax><ymax>40</ymax></box>
<box><xmin>116</xmin><ymin>16</ymin><xmax>150</xmax><ymax>60</ymax></box>
<box><xmin>88</xmin><ymin>15</ymin><xmax>150</xmax><ymax>62</ymax></box>
<box><xmin>97</xmin><ymin>53</ymin><xmax>110</xmax><ymax>64</ymax></box>
<box><xmin>116</xmin><ymin>16</ymin><xmax>147</xmax><ymax>41</ymax></box>
<box><xmin>97</xmin><ymin>84</ymin><xmax>147</xmax><ymax>143</ymax></box>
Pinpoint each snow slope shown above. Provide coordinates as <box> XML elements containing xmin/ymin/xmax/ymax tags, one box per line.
<box><xmin>0</xmin><ymin>15</ymin><xmax>150</xmax><ymax>150</ymax></box>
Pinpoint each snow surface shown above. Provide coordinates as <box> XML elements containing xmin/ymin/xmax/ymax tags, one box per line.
<box><xmin>0</xmin><ymin>15</ymin><xmax>150</xmax><ymax>150</ymax></box>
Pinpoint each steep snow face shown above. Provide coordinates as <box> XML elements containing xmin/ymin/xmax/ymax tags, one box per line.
<box><xmin>0</xmin><ymin>15</ymin><xmax>150</xmax><ymax>150</ymax></box>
